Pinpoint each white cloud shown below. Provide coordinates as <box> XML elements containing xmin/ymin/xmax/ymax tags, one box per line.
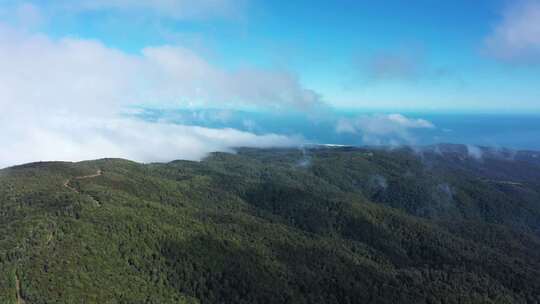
<box><xmin>140</xmin><ymin>45</ymin><xmax>322</xmax><ymax>109</ymax></box>
<box><xmin>485</xmin><ymin>0</ymin><xmax>540</xmax><ymax>63</ymax></box>
<box><xmin>336</xmin><ymin>114</ymin><xmax>435</xmax><ymax>146</ymax></box>
<box><xmin>0</xmin><ymin>25</ymin><xmax>312</xmax><ymax>168</ymax></box>
<box><xmin>0</xmin><ymin>25</ymin><xmax>321</xmax><ymax>112</ymax></box>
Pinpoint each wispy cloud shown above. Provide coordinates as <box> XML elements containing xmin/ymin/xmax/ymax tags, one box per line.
<box><xmin>352</xmin><ymin>46</ymin><xmax>463</xmax><ymax>87</ymax></box>
<box><xmin>336</xmin><ymin>114</ymin><xmax>435</xmax><ymax>146</ymax></box>
<box><xmin>485</xmin><ymin>0</ymin><xmax>540</xmax><ymax>64</ymax></box>
<box><xmin>466</xmin><ymin>145</ymin><xmax>484</xmax><ymax>160</ymax></box>
<box><xmin>365</xmin><ymin>51</ymin><xmax>424</xmax><ymax>81</ymax></box>
<box><xmin>0</xmin><ymin>2</ymin><xmax>44</xmax><ymax>29</ymax></box>
<box><xmin>7</xmin><ymin>0</ymin><xmax>247</xmax><ymax>21</ymax></box>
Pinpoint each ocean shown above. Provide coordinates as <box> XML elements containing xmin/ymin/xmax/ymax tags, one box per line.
<box><xmin>135</xmin><ymin>108</ymin><xmax>540</xmax><ymax>151</ymax></box>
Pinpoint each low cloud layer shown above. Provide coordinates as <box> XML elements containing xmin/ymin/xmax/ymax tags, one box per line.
<box><xmin>485</xmin><ymin>0</ymin><xmax>540</xmax><ymax>64</ymax></box>
<box><xmin>0</xmin><ymin>25</ymin><xmax>313</xmax><ymax>168</ymax></box>
<box><xmin>336</xmin><ymin>114</ymin><xmax>435</xmax><ymax>146</ymax></box>
<box><xmin>0</xmin><ymin>116</ymin><xmax>300</xmax><ymax>168</ymax></box>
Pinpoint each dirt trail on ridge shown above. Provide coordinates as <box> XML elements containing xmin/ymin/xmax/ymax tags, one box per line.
<box><xmin>16</xmin><ymin>274</ymin><xmax>25</xmax><ymax>304</ymax></box>
<box><xmin>63</xmin><ymin>169</ymin><xmax>102</xmax><ymax>193</ymax></box>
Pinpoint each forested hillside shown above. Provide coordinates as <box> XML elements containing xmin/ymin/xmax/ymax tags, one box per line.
<box><xmin>1</xmin><ymin>144</ymin><xmax>540</xmax><ymax>304</ymax></box>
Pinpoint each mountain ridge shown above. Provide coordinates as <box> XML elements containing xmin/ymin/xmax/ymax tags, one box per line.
<box><xmin>1</xmin><ymin>144</ymin><xmax>539</xmax><ymax>303</ymax></box>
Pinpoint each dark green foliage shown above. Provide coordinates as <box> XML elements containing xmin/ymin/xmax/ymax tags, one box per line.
<box><xmin>1</xmin><ymin>145</ymin><xmax>540</xmax><ymax>303</ymax></box>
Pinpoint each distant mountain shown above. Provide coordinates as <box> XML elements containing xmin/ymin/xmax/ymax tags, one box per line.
<box><xmin>1</xmin><ymin>144</ymin><xmax>540</xmax><ymax>303</ymax></box>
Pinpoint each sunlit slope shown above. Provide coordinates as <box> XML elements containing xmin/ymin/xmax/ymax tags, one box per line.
<box><xmin>1</xmin><ymin>145</ymin><xmax>540</xmax><ymax>303</ymax></box>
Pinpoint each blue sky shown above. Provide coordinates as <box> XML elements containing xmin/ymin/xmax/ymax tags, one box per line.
<box><xmin>1</xmin><ymin>0</ymin><xmax>540</xmax><ymax>166</ymax></box>
<box><xmin>8</xmin><ymin>0</ymin><xmax>537</xmax><ymax>112</ymax></box>
<box><xmin>2</xmin><ymin>0</ymin><xmax>539</xmax><ymax>112</ymax></box>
